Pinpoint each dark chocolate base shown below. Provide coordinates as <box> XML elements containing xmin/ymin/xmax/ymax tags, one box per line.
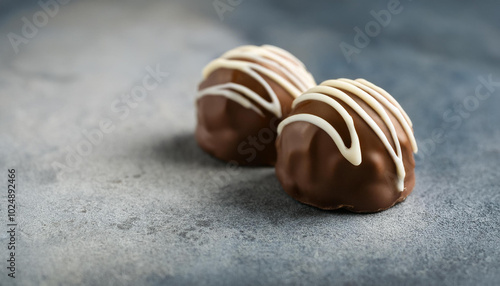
<box><xmin>275</xmin><ymin>120</ymin><xmax>415</xmax><ymax>213</ymax></box>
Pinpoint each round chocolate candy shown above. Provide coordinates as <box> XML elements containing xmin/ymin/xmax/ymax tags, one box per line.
<box><xmin>276</xmin><ymin>78</ymin><xmax>418</xmax><ymax>212</ymax></box>
<box><xmin>196</xmin><ymin>45</ymin><xmax>316</xmax><ymax>166</ymax></box>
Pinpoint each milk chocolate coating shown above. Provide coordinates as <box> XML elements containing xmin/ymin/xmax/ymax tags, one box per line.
<box><xmin>196</xmin><ymin>46</ymin><xmax>315</xmax><ymax>166</ymax></box>
<box><xmin>196</xmin><ymin>71</ymin><xmax>280</xmax><ymax>165</ymax></box>
<box><xmin>275</xmin><ymin>81</ymin><xmax>416</xmax><ymax>213</ymax></box>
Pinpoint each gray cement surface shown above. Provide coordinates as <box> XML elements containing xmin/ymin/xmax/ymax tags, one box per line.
<box><xmin>0</xmin><ymin>0</ymin><xmax>499</xmax><ymax>285</ymax></box>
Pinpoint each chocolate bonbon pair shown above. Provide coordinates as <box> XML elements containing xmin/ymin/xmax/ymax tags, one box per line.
<box><xmin>195</xmin><ymin>45</ymin><xmax>417</xmax><ymax>212</ymax></box>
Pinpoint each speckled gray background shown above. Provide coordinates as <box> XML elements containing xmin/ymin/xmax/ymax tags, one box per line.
<box><xmin>0</xmin><ymin>0</ymin><xmax>499</xmax><ymax>285</ymax></box>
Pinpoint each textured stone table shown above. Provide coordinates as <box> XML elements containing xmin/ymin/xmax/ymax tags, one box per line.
<box><xmin>0</xmin><ymin>0</ymin><xmax>499</xmax><ymax>285</ymax></box>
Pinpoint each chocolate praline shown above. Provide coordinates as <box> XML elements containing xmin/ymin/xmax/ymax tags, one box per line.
<box><xmin>196</xmin><ymin>45</ymin><xmax>315</xmax><ymax>165</ymax></box>
<box><xmin>275</xmin><ymin>78</ymin><xmax>418</xmax><ymax>213</ymax></box>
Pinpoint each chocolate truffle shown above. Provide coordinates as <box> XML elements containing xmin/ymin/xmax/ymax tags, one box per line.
<box><xmin>275</xmin><ymin>78</ymin><xmax>418</xmax><ymax>212</ymax></box>
<box><xmin>196</xmin><ymin>45</ymin><xmax>316</xmax><ymax>166</ymax></box>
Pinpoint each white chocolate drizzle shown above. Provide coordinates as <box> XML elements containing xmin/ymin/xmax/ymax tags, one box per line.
<box><xmin>197</xmin><ymin>45</ymin><xmax>316</xmax><ymax>118</ymax></box>
<box><xmin>278</xmin><ymin>79</ymin><xmax>417</xmax><ymax>192</ymax></box>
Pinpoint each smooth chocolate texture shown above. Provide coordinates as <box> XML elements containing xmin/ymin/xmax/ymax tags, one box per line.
<box><xmin>196</xmin><ymin>58</ymin><xmax>300</xmax><ymax>166</ymax></box>
<box><xmin>275</xmin><ymin>88</ymin><xmax>415</xmax><ymax>213</ymax></box>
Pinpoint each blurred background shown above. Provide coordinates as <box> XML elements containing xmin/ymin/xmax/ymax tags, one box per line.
<box><xmin>0</xmin><ymin>0</ymin><xmax>499</xmax><ymax>285</ymax></box>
